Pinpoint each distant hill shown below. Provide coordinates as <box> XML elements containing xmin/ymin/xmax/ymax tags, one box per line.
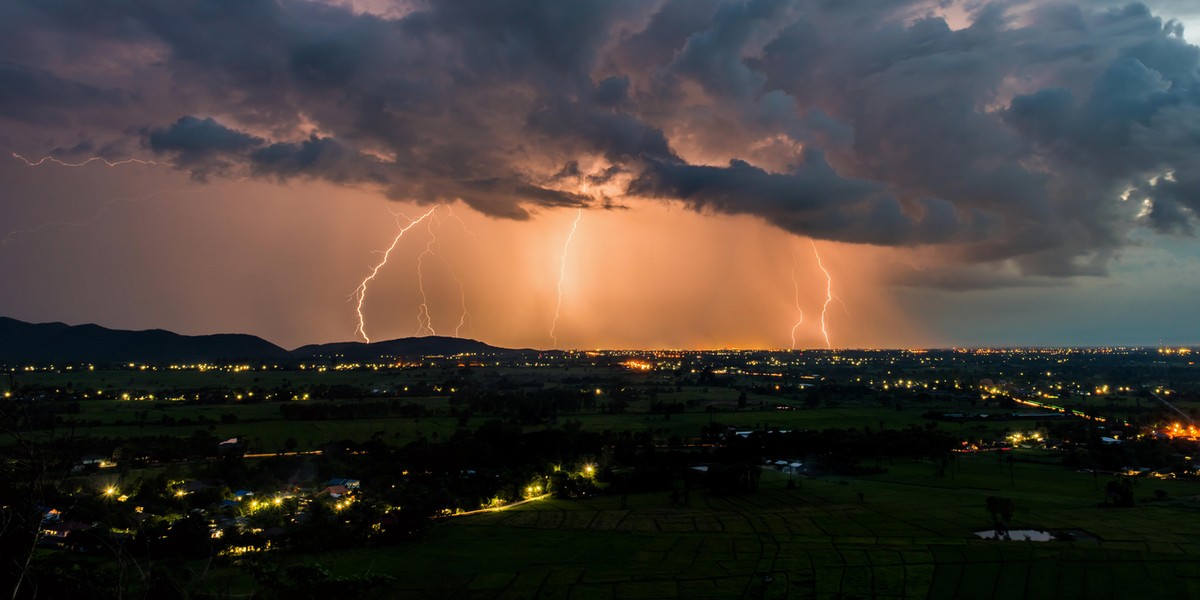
<box><xmin>292</xmin><ymin>336</ymin><xmax>513</xmax><ymax>360</ymax></box>
<box><xmin>0</xmin><ymin>317</ymin><xmax>519</xmax><ymax>364</ymax></box>
<box><xmin>0</xmin><ymin>317</ymin><xmax>289</xmax><ymax>364</ymax></box>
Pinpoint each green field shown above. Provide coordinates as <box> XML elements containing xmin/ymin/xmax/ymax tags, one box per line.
<box><xmin>22</xmin><ymin>401</ymin><xmax>1006</xmax><ymax>453</ymax></box>
<box><xmin>217</xmin><ymin>454</ymin><xmax>1200</xmax><ymax>599</ymax></box>
<box><xmin>13</xmin><ymin>367</ymin><xmax>1013</xmax><ymax>453</ymax></box>
<box><xmin>11</xmin><ymin>364</ymin><xmax>1200</xmax><ymax>599</ymax></box>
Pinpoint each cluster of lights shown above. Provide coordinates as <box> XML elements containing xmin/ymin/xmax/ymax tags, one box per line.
<box><xmin>166</xmin><ymin>363</ymin><xmax>280</xmax><ymax>372</ymax></box>
<box><xmin>1005</xmin><ymin>431</ymin><xmax>1046</xmax><ymax>446</ymax></box>
<box><xmin>1164</xmin><ymin>422</ymin><xmax>1200</xmax><ymax>440</ymax></box>
<box><xmin>1010</xmin><ymin>397</ymin><xmax>1123</xmax><ymax>425</ymax></box>
<box><xmin>219</xmin><ymin>541</ymin><xmax>272</xmax><ymax>556</ymax></box>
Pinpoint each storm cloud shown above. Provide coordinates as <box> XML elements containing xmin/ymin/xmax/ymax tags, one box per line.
<box><xmin>5</xmin><ymin>0</ymin><xmax>1200</xmax><ymax>281</ymax></box>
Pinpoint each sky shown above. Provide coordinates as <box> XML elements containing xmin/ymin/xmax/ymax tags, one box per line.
<box><xmin>2</xmin><ymin>0</ymin><xmax>1199</xmax><ymax>350</ymax></box>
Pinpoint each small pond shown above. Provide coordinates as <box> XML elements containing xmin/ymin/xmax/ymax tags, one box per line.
<box><xmin>974</xmin><ymin>529</ymin><xmax>1053</xmax><ymax>541</ymax></box>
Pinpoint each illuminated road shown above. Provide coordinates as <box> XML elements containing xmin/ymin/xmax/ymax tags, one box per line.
<box><xmin>242</xmin><ymin>450</ymin><xmax>323</xmax><ymax>459</ymax></box>
<box><xmin>1148</xmin><ymin>390</ymin><xmax>1193</xmax><ymax>423</ymax></box>
<box><xmin>439</xmin><ymin>493</ymin><xmax>553</xmax><ymax>518</ymax></box>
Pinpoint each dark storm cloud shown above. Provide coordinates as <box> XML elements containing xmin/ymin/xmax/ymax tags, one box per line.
<box><xmin>631</xmin><ymin>153</ymin><xmax>995</xmax><ymax>245</ymax></box>
<box><xmin>6</xmin><ymin>0</ymin><xmax>1200</xmax><ymax>282</ymax></box>
<box><xmin>147</xmin><ymin>116</ymin><xmax>402</xmax><ymax>187</ymax></box>
<box><xmin>147</xmin><ymin>117</ymin><xmax>263</xmax><ymax>167</ymax></box>
<box><xmin>0</xmin><ymin>60</ymin><xmax>126</xmax><ymax>124</ymax></box>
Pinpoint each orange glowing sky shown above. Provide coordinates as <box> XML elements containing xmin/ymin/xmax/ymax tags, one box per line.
<box><xmin>3</xmin><ymin>153</ymin><xmax>1199</xmax><ymax>349</ymax></box>
<box><xmin>0</xmin><ymin>160</ymin><xmax>920</xmax><ymax>349</ymax></box>
<box><xmin>3</xmin><ymin>0</ymin><xmax>1200</xmax><ymax>349</ymax></box>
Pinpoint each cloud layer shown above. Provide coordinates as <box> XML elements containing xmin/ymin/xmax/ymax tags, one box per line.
<box><xmin>4</xmin><ymin>0</ymin><xmax>1200</xmax><ymax>281</ymax></box>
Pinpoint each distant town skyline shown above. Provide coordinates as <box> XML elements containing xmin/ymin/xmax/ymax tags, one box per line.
<box><xmin>2</xmin><ymin>0</ymin><xmax>1200</xmax><ymax>350</ymax></box>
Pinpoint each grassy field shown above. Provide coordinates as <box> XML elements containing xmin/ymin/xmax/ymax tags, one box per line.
<box><xmin>7</xmin><ymin>365</ymin><xmax>1054</xmax><ymax>453</ymax></box>
<box><xmin>218</xmin><ymin>453</ymin><xmax>1200</xmax><ymax>599</ymax></box>
<box><xmin>13</xmin><ymin>367</ymin><xmax>1200</xmax><ymax>597</ymax></box>
<box><xmin>22</xmin><ymin>400</ymin><xmax>1005</xmax><ymax>453</ymax></box>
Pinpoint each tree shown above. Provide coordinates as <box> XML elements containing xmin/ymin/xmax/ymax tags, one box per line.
<box><xmin>1105</xmin><ymin>478</ymin><xmax>1135</xmax><ymax>507</ymax></box>
<box><xmin>985</xmin><ymin>496</ymin><xmax>1014</xmax><ymax>538</ymax></box>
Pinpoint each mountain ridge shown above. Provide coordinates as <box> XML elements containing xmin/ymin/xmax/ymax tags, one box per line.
<box><xmin>0</xmin><ymin>316</ymin><xmax>518</xmax><ymax>364</ymax></box>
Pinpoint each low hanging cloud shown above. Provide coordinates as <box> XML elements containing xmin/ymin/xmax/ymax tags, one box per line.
<box><xmin>5</xmin><ymin>0</ymin><xmax>1200</xmax><ymax>282</ymax></box>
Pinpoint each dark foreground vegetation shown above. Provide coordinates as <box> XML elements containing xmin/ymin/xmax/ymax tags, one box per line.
<box><xmin>3</xmin><ymin>347</ymin><xmax>1199</xmax><ymax>598</ymax></box>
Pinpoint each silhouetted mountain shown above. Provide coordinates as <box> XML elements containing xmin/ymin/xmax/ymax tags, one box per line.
<box><xmin>291</xmin><ymin>336</ymin><xmax>514</xmax><ymax>360</ymax></box>
<box><xmin>0</xmin><ymin>317</ymin><xmax>289</xmax><ymax>364</ymax></box>
<box><xmin>0</xmin><ymin>317</ymin><xmax>523</xmax><ymax>364</ymax></box>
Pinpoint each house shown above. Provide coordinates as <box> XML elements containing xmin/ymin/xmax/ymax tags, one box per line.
<box><xmin>324</xmin><ymin>478</ymin><xmax>360</xmax><ymax>490</ymax></box>
<box><xmin>182</xmin><ymin>480</ymin><xmax>213</xmax><ymax>493</ymax></box>
<box><xmin>39</xmin><ymin>521</ymin><xmax>92</xmax><ymax>548</ymax></box>
<box><xmin>79</xmin><ymin>454</ymin><xmax>117</xmax><ymax>469</ymax></box>
<box><xmin>322</xmin><ymin>485</ymin><xmax>350</xmax><ymax>498</ymax></box>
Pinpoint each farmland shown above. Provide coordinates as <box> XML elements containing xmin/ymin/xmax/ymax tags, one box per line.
<box><xmin>4</xmin><ymin>348</ymin><xmax>1200</xmax><ymax>598</ymax></box>
<box><xmin>235</xmin><ymin>457</ymin><xmax>1200</xmax><ymax>599</ymax></box>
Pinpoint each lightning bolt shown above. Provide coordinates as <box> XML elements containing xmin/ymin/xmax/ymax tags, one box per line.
<box><xmin>414</xmin><ymin>216</ymin><xmax>438</xmax><ymax>336</ymax></box>
<box><xmin>549</xmin><ymin>208</ymin><xmax>583</xmax><ymax>348</ymax></box>
<box><xmin>1</xmin><ymin>189</ymin><xmax>189</xmax><ymax>247</ymax></box>
<box><xmin>812</xmin><ymin>240</ymin><xmax>834</xmax><ymax>350</ymax></box>
<box><xmin>4</xmin><ymin>152</ymin><xmax>187</xmax><ymax>246</ymax></box>
<box><xmin>445</xmin><ymin>258</ymin><xmax>470</xmax><ymax>337</ymax></box>
<box><xmin>11</xmin><ymin>152</ymin><xmax>174</xmax><ymax>168</ymax></box>
<box><xmin>414</xmin><ymin>207</ymin><xmax>475</xmax><ymax>337</ymax></box>
<box><xmin>442</xmin><ymin>207</ymin><xmax>476</xmax><ymax>337</ymax></box>
<box><xmin>444</xmin><ymin>205</ymin><xmax>482</xmax><ymax>248</ymax></box>
<box><xmin>352</xmin><ymin>205</ymin><xmax>440</xmax><ymax>343</ymax></box>
<box><xmin>4</xmin><ymin>151</ymin><xmax>243</xmax><ymax>247</ymax></box>
<box><xmin>789</xmin><ymin>254</ymin><xmax>804</xmax><ymax>350</ymax></box>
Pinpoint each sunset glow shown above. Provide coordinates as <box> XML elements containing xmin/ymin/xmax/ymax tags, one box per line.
<box><xmin>1</xmin><ymin>0</ymin><xmax>1198</xmax><ymax>350</ymax></box>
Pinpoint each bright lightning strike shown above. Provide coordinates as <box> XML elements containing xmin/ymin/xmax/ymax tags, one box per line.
<box><xmin>353</xmin><ymin>206</ymin><xmax>440</xmax><ymax>343</ymax></box>
<box><xmin>414</xmin><ymin>217</ymin><xmax>438</xmax><ymax>336</ymax></box>
<box><xmin>789</xmin><ymin>254</ymin><xmax>804</xmax><ymax>350</ymax></box>
<box><xmin>11</xmin><ymin>152</ymin><xmax>174</xmax><ymax>168</ymax></box>
<box><xmin>812</xmin><ymin>240</ymin><xmax>834</xmax><ymax>350</ymax></box>
<box><xmin>5</xmin><ymin>152</ymin><xmax>188</xmax><ymax>246</ymax></box>
<box><xmin>443</xmin><ymin>257</ymin><xmax>470</xmax><ymax>337</ymax></box>
<box><xmin>444</xmin><ymin>205</ymin><xmax>482</xmax><ymax>248</ymax></box>
<box><xmin>441</xmin><ymin>207</ymin><xmax>476</xmax><ymax>337</ymax></box>
<box><xmin>414</xmin><ymin>207</ymin><xmax>475</xmax><ymax>337</ymax></box>
<box><xmin>549</xmin><ymin>208</ymin><xmax>583</xmax><ymax>348</ymax></box>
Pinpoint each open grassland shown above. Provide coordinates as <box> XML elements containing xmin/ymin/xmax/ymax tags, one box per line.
<box><xmin>231</xmin><ymin>454</ymin><xmax>1200</xmax><ymax>599</ymax></box>
<box><xmin>19</xmin><ymin>400</ymin><xmax>1006</xmax><ymax>453</ymax></box>
<box><xmin>13</xmin><ymin>366</ymin><xmax>1200</xmax><ymax>597</ymax></box>
<box><xmin>8</xmin><ymin>365</ymin><xmax>1070</xmax><ymax>452</ymax></box>
<box><xmin>13</xmin><ymin>366</ymin><xmax>1019</xmax><ymax>452</ymax></box>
